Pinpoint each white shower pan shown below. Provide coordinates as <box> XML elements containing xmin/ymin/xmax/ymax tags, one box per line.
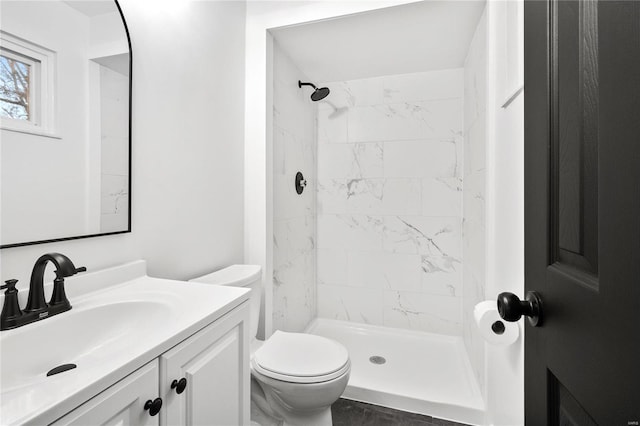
<box><xmin>306</xmin><ymin>319</ymin><xmax>485</xmax><ymax>425</ymax></box>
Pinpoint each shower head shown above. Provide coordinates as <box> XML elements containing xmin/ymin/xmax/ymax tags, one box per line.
<box><xmin>312</xmin><ymin>86</ymin><xmax>330</xmax><ymax>101</ymax></box>
<box><xmin>298</xmin><ymin>80</ymin><xmax>330</xmax><ymax>101</ymax></box>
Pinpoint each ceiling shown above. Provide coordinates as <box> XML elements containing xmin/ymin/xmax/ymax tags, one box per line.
<box><xmin>270</xmin><ymin>0</ymin><xmax>486</xmax><ymax>82</ymax></box>
<box><xmin>63</xmin><ymin>1</ymin><xmax>118</xmax><ymax>17</ymax></box>
<box><xmin>92</xmin><ymin>53</ymin><xmax>129</xmax><ymax>76</ymax></box>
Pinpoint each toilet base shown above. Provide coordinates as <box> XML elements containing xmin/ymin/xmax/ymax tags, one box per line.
<box><xmin>251</xmin><ymin>398</ymin><xmax>282</xmax><ymax>426</ymax></box>
<box><xmin>250</xmin><ymin>402</ymin><xmax>332</xmax><ymax>426</ymax></box>
<box><xmin>281</xmin><ymin>408</ymin><xmax>332</xmax><ymax>426</ymax></box>
<box><xmin>250</xmin><ymin>377</ymin><xmax>336</xmax><ymax>426</ymax></box>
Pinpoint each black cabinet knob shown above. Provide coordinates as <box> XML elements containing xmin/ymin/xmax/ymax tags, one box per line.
<box><xmin>497</xmin><ymin>291</ymin><xmax>543</xmax><ymax>327</ymax></box>
<box><xmin>144</xmin><ymin>398</ymin><xmax>162</xmax><ymax>416</ymax></box>
<box><xmin>171</xmin><ymin>378</ymin><xmax>187</xmax><ymax>394</ymax></box>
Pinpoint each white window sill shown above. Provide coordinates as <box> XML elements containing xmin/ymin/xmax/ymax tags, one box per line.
<box><xmin>1</xmin><ymin>126</ymin><xmax>61</xmax><ymax>139</ymax></box>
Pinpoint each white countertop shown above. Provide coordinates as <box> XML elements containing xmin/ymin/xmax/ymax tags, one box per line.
<box><xmin>0</xmin><ymin>261</ymin><xmax>250</xmax><ymax>425</ymax></box>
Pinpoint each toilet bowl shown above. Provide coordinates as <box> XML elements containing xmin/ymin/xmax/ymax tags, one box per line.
<box><xmin>189</xmin><ymin>265</ymin><xmax>350</xmax><ymax>426</ymax></box>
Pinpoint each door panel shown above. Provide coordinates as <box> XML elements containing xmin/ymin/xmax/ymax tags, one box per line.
<box><xmin>554</xmin><ymin>0</ymin><xmax>599</xmax><ymax>274</ymax></box>
<box><xmin>525</xmin><ymin>0</ymin><xmax>640</xmax><ymax>424</ymax></box>
<box><xmin>186</xmin><ymin>329</ymin><xmax>241</xmax><ymax>425</ymax></box>
<box><xmin>550</xmin><ymin>373</ymin><xmax>598</xmax><ymax>426</ymax></box>
<box><xmin>160</xmin><ymin>304</ymin><xmax>250</xmax><ymax>426</ymax></box>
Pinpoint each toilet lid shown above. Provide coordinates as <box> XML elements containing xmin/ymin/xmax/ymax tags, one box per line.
<box><xmin>253</xmin><ymin>331</ymin><xmax>349</xmax><ymax>378</ymax></box>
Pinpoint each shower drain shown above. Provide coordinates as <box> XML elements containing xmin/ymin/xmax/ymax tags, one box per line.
<box><xmin>369</xmin><ymin>355</ymin><xmax>386</xmax><ymax>365</ymax></box>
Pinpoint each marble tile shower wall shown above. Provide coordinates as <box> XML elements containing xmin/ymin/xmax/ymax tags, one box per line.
<box><xmin>316</xmin><ymin>69</ymin><xmax>465</xmax><ymax>336</ymax></box>
<box><xmin>100</xmin><ymin>66</ymin><xmax>129</xmax><ymax>233</ymax></box>
<box><xmin>272</xmin><ymin>43</ymin><xmax>317</xmax><ymax>332</ymax></box>
<box><xmin>462</xmin><ymin>11</ymin><xmax>488</xmax><ymax>394</ymax></box>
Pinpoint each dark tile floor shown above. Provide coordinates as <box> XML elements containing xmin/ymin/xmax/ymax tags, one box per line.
<box><xmin>331</xmin><ymin>399</ymin><xmax>470</xmax><ymax>426</ymax></box>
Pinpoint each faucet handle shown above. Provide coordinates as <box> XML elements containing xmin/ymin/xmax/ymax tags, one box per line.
<box><xmin>53</xmin><ymin>265</ymin><xmax>86</xmax><ymax>279</ymax></box>
<box><xmin>1</xmin><ymin>279</ymin><xmax>18</xmax><ymax>291</ymax></box>
<box><xmin>1</xmin><ymin>279</ymin><xmax>23</xmax><ymax>330</ymax></box>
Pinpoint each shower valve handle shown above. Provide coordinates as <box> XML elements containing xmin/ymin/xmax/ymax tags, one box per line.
<box><xmin>497</xmin><ymin>291</ymin><xmax>543</xmax><ymax>327</ymax></box>
<box><xmin>295</xmin><ymin>172</ymin><xmax>307</xmax><ymax>194</ymax></box>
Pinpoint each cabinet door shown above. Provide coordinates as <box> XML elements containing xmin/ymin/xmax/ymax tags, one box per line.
<box><xmin>160</xmin><ymin>303</ymin><xmax>250</xmax><ymax>426</ymax></box>
<box><xmin>52</xmin><ymin>360</ymin><xmax>160</xmax><ymax>426</ymax></box>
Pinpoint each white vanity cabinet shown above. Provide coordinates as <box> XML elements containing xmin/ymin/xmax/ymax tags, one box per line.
<box><xmin>51</xmin><ymin>303</ymin><xmax>249</xmax><ymax>426</ymax></box>
<box><xmin>160</xmin><ymin>303</ymin><xmax>250</xmax><ymax>426</ymax></box>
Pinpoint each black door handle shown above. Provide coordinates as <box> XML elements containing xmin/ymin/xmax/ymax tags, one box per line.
<box><xmin>171</xmin><ymin>378</ymin><xmax>188</xmax><ymax>394</ymax></box>
<box><xmin>144</xmin><ymin>398</ymin><xmax>162</xmax><ymax>416</ymax></box>
<box><xmin>497</xmin><ymin>291</ymin><xmax>543</xmax><ymax>327</ymax></box>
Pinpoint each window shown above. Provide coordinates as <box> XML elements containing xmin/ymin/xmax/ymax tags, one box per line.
<box><xmin>0</xmin><ymin>31</ymin><xmax>56</xmax><ymax>136</ymax></box>
<box><xmin>1</xmin><ymin>50</ymin><xmax>34</xmax><ymax>121</ymax></box>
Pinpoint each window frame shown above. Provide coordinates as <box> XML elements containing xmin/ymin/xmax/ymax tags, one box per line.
<box><xmin>0</xmin><ymin>31</ymin><xmax>57</xmax><ymax>137</ymax></box>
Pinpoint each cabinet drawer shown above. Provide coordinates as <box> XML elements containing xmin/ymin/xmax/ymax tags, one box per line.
<box><xmin>51</xmin><ymin>360</ymin><xmax>160</xmax><ymax>426</ymax></box>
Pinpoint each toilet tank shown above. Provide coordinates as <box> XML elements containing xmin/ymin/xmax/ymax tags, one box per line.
<box><xmin>189</xmin><ymin>264</ymin><xmax>262</xmax><ymax>340</ymax></box>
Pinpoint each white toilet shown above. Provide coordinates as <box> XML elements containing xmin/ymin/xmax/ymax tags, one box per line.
<box><xmin>190</xmin><ymin>265</ymin><xmax>350</xmax><ymax>426</ymax></box>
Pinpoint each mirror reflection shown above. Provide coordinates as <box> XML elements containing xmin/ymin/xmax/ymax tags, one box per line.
<box><xmin>0</xmin><ymin>0</ymin><xmax>131</xmax><ymax>248</ymax></box>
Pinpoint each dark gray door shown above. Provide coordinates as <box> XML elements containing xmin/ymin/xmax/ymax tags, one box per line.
<box><xmin>525</xmin><ymin>0</ymin><xmax>640</xmax><ymax>424</ymax></box>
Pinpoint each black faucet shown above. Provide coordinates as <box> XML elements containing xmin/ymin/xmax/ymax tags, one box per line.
<box><xmin>1</xmin><ymin>253</ymin><xmax>86</xmax><ymax>331</ymax></box>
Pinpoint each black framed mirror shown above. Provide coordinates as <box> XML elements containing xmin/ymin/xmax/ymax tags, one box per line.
<box><xmin>0</xmin><ymin>0</ymin><xmax>132</xmax><ymax>248</ymax></box>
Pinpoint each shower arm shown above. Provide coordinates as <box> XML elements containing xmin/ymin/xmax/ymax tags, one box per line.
<box><xmin>298</xmin><ymin>81</ymin><xmax>317</xmax><ymax>89</ymax></box>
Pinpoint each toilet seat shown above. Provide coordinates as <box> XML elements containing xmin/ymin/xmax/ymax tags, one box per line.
<box><xmin>252</xmin><ymin>331</ymin><xmax>350</xmax><ymax>384</ymax></box>
<box><xmin>252</xmin><ymin>359</ymin><xmax>351</xmax><ymax>384</ymax></box>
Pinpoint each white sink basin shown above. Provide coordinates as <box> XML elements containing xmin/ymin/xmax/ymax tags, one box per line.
<box><xmin>0</xmin><ymin>261</ymin><xmax>250</xmax><ymax>425</ymax></box>
<box><xmin>1</xmin><ymin>300</ymin><xmax>171</xmax><ymax>393</ymax></box>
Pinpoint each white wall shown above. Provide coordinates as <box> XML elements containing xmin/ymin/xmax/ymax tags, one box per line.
<box><xmin>271</xmin><ymin>40</ymin><xmax>317</xmax><ymax>332</ymax></box>
<box><xmin>245</xmin><ymin>0</ymin><xmax>421</xmax><ymax>338</ymax></box>
<box><xmin>0</xmin><ymin>1</ymin><xmax>246</xmax><ymax>290</ymax></box>
<box><xmin>461</xmin><ymin>5</ymin><xmax>525</xmax><ymax>424</ymax></box>
<box><xmin>316</xmin><ymin>69</ymin><xmax>465</xmax><ymax>335</ymax></box>
<box><xmin>484</xmin><ymin>1</ymin><xmax>524</xmax><ymax>425</ymax></box>
<box><xmin>462</xmin><ymin>7</ymin><xmax>488</xmax><ymax>400</ymax></box>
